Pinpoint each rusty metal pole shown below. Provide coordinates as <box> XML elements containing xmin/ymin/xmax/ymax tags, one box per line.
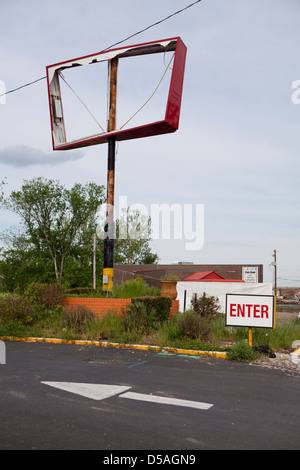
<box><xmin>103</xmin><ymin>57</ymin><xmax>118</xmax><ymax>292</ymax></box>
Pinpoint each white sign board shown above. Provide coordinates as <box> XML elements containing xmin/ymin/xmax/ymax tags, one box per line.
<box><xmin>242</xmin><ymin>266</ymin><xmax>258</xmax><ymax>283</ymax></box>
<box><xmin>225</xmin><ymin>294</ymin><xmax>275</xmax><ymax>329</ymax></box>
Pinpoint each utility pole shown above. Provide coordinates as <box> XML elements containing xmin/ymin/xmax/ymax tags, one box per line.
<box><xmin>273</xmin><ymin>249</ymin><xmax>277</xmax><ymax>296</ymax></box>
<box><xmin>103</xmin><ymin>57</ymin><xmax>118</xmax><ymax>293</ymax></box>
<box><xmin>273</xmin><ymin>249</ymin><xmax>277</xmax><ymax>328</ymax></box>
<box><xmin>93</xmin><ymin>233</ymin><xmax>96</xmax><ymax>290</ymax></box>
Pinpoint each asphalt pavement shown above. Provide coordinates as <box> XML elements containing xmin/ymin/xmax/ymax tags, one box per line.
<box><xmin>0</xmin><ymin>340</ymin><xmax>299</xmax><ymax>452</ymax></box>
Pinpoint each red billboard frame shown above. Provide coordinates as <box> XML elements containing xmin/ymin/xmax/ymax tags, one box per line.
<box><xmin>46</xmin><ymin>37</ymin><xmax>187</xmax><ymax>151</ymax></box>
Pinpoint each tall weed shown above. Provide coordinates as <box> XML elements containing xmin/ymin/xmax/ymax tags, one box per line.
<box><xmin>112</xmin><ymin>278</ymin><xmax>160</xmax><ymax>298</ymax></box>
<box><xmin>63</xmin><ymin>304</ymin><xmax>96</xmax><ymax>334</ymax></box>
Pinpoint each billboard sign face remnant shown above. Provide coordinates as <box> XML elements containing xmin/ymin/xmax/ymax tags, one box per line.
<box><xmin>225</xmin><ymin>294</ymin><xmax>275</xmax><ymax>329</ymax></box>
<box><xmin>46</xmin><ymin>37</ymin><xmax>187</xmax><ymax>151</ymax></box>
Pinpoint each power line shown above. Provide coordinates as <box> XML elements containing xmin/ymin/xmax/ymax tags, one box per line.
<box><xmin>0</xmin><ymin>0</ymin><xmax>202</xmax><ymax>98</ymax></box>
<box><xmin>0</xmin><ymin>76</ymin><xmax>46</xmax><ymax>98</ymax></box>
<box><xmin>103</xmin><ymin>0</ymin><xmax>202</xmax><ymax>51</ymax></box>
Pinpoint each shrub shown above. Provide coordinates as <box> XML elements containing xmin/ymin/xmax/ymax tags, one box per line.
<box><xmin>122</xmin><ymin>301</ymin><xmax>157</xmax><ymax>334</ymax></box>
<box><xmin>25</xmin><ymin>282</ymin><xmax>65</xmax><ymax>310</ymax></box>
<box><xmin>190</xmin><ymin>292</ymin><xmax>220</xmax><ymax>318</ymax></box>
<box><xmin>227</xmin><ymin>341</ymin><xmax>259</xmax><ymax>362</ymax></box>
<box><xmin>177</xmin><ymin>310</ymin><xmax>211</xmax><ymax>340</ymax></box>
<box><xmin>0</xmin><ymin>294</ymin><xmax>35</xmax><ymax>326</ymax></box>
<box><xmin>132</xmin><ymin>296</ymin><xmax>171</xmax><ymax>323</ymax></box>
<box><xmin>0</xmin><ymin>320</ymin><xmax>29</xmax><ymax>337</ymax></box>
<box><xmin>63</xmin><ymin>304</ymin><xmax>96</xmax><ymax>334</ymax></box>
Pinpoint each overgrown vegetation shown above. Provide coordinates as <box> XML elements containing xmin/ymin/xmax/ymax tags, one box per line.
<box><xmin>0</xmin><ymin>178</ymin><xmax>159</xmax><ymax>292</ymax></box>
<box><xmin>24</xmin><ymin>282</ymin><xmax>65</xmax><ymax>312</ymax></box>
<box><xmin>63</xmin><ymin>305</ymin><xmax>96</xmax><ymax>335</ymax></box>
<box><xmin>112</xmin><ymin>277</ymin><xmax>160</xmax><ymax>298</ymax></box>
<box><xmin>64</xmin><ymin>277</ymin><xmax>160</xmax><ymax>299</ymax></box>
<box><xmin>0</xmin><ymin>284</ymin><xmax>299</xmax><ymax>362</ymax></box>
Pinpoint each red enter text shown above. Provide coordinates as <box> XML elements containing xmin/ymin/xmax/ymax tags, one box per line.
<box><xmin>229</xmin><ymin>304</ymin><xmax>269</xmax><ymax>318</ymax></box>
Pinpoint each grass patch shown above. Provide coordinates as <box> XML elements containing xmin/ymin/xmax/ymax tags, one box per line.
<box><xmin>1</xmin><ymin>284</ymin><xmax>300</xmax><ymax>362</ymax></box>
<box><xmin>65</xmin><ymin>278</ymin><xmax>160</xmax><ymax>299</ymax></box>
<box><xmin>112</xmin><ymin>278</ymin><xmax>160</xmax><ymax>298</ymax></box>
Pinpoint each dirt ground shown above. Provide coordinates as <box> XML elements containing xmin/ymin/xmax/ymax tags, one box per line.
<box><xmin>248</xmin><ymin>310</ymin><xmax>300</xmax><ymax>377</ymax></box>
<box><xmin>276</xmin><ymin>310</ymin><xmax>300</xmax><ymax>324</ymax></box>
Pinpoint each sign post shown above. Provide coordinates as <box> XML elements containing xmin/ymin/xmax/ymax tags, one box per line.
<box><xmin>248</xmin><ymin>327</ymin><xmax>253</xmax><ymax>347</ymax></box>
<box><xmin>225</xmin><ymin>294</ymin><xmax>275</xmax><ymax>347</ymax></box>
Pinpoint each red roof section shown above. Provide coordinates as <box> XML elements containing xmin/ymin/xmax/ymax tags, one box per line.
<box><xmin>183</xmin><ymin>271</ymin><xmax>245</xmax><ymax>282</ymax></box>
<box><xmin>183</xmin><ymin>271</ymin><xmax>224</xmax><ymax>281</ymax></box>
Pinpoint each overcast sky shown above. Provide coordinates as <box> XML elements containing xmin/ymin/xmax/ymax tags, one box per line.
<box><xmin>0</xmin><ymin>0</ymin><xmax>299</xmax><ymax>286</ymax></box>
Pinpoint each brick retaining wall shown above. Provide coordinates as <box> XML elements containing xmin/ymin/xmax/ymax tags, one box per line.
<box><xmin>63</xmin><ymin>297</ymin><xmax>179</xmax><ymax>317</ymax></box>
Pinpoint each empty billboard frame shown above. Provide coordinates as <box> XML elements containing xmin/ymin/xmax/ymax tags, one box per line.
<box><xmin>46</xmin><ymin>37</ymin><xmax>187</xmax><ymax>151</ymax></box>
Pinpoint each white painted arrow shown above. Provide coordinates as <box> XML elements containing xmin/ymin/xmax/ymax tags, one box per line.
<box><xmin>41</xmin><ymin>382</ymin><xmax>131</xmax><ymax>400</ymax></box>
<box><xmin>41</xmin><ymin>382</ymin><xmax>213</xmax><ymax>410</ymax></box>
<box><xmin>120</xmin><ymin>391</ymin><xmax>213</xmax><ymax>410</ymax></box>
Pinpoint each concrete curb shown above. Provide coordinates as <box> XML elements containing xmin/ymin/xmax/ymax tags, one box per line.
<box><xmin>0</xmin><ymin>335</ymin><xmax>227</xmax><ymax>359</ymax></box>
<box><xmin>290</xmin><ymin>347</ymin><xmax>300</xmax><ymax>365</ymax></box>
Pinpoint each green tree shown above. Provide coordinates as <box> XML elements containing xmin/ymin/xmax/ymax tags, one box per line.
<box><xmin>113</xmin><ymin>208</ymin><xmax>159</xmax><ymax>265</ymax></box>
<box><xmin>0</xmin><ymin>230</ymin><xmax>55</xmax><ymax>292</ymax></box>
<box><xmin>0</xmin><ymin>231</ymin><xmax>54</xmax><ymax>291</ymax></box>
<box><xmin>4</xmin><ymin>177</ymin><xmax>105</xmax><ymax>284</ymax></box>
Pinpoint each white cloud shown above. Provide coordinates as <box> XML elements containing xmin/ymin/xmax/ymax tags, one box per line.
<box><xmin>0</xmin><ymin>145</ymin><xmax>85</xmax><ymax>167</ymax></box>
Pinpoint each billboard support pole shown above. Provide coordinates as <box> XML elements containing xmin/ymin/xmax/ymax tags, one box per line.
<box><xmin>103</xmin><ymin>57</ymin><xmax>118</xmax><ymax>293</ymax></box>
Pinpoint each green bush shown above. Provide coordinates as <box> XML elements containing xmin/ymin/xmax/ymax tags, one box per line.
<box><xmin>177</xmin><ymin>310</ymin><xmax>211</xmax><ymax>340</ymax></box>
<box><xmin>0</xmin><ymin>294</ymin><xmax>35</xmax><ymax>326</ymax></box>
<box><xmin>132</xmin><ymin>296</ymin><xmax>171</xmax><ymax>323</ymax></box>
<box><xmin>122</xmin><ymin>301</ymin><xmax>157</xmax><ymax>334</ymax></box>
<box><xmin>0</xmin><ymin>320</ymin><xmax>29</xmax><ymax>337</ymax></box>
<box><xmin>227</xmin><ymin>341</ymin><xmax>259</xmax><ymax>362</ymax></box>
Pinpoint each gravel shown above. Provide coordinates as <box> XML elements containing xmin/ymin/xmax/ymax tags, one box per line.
<box><xmin>249</xmin><ymin>352</ymin><xmax>300</xmax><ymax>378</ymax></box>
